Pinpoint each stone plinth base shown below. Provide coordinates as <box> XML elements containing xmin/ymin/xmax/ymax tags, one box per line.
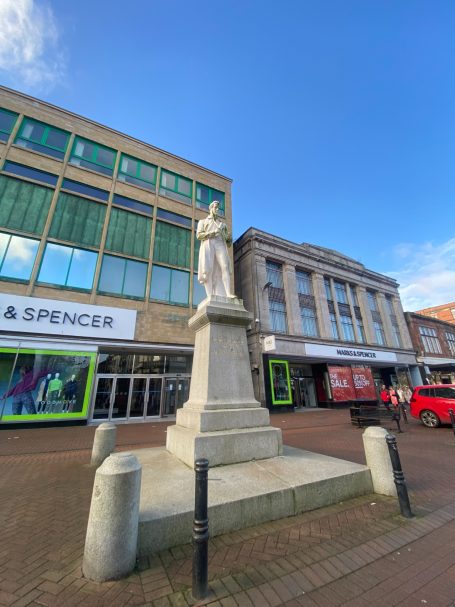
<box><xmin>166</xmin><ymin>296</ymin><xmax>283</xmax><ymax>468</ymax></box>
<box><xmin>136</xmin><ymin>446</ymin><xmax>373</xmax><ymax>555</ymax></box>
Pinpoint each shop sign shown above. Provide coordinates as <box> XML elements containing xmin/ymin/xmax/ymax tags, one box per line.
<box><xmin>0</xmin><ymin>347</ymin><xmax>96</xmax><ymax>423</ymax></box>
<box><xmin>269</xmin><ymin>359</ymin><xmax>292</xmax><ymax>405</ymax></box>
<box><xmin>263</xmin><ymin>335</ymin><xmax>276</xmax><ymax>352</ymax></box>
<box><xmin>0</xmin><ymin>294</ymin><xmax>137</xmax><ymax>340</ymax></box>
<box><xmin>305</xmin><ymin>343</ymin><xmax>397</xmax><ymax>363</ymax></box>
<box><xmin>328</xmin><ymin>366</ymin><xmax>356</xmax><ymax>401</ymax></box>
<box><xmin>352</xmin><ymin>366</ymin><xmax>376</xmax><ymax>400</ymax></box>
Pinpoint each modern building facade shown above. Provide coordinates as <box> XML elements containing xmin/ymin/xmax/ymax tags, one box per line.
<box><xmin>404</xmin><ymin>312</ymin><xmax>455</xmax><ymax>385</ymax></box>
<box><xmin>234</xmin><ymin>228</ymin><xmax>420</xmax><ymax>410</ymax></box>
<box><xmin>0</xmin><ymin>87</ymin><xmax>232</xmax><ymax>425</ymax></box>
<box><xmin>414</xmin><ymin>302</ymin><xmax>455</xmax><ymax>326</ymax></box>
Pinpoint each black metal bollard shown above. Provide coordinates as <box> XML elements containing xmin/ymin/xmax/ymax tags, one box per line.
<box><xmin>386</xmin><ymin>435</ymin><xmax>414</xmax><ymax>518</ymax></box>
<box><xmin>192</xmin><ymin>458</ymin><xmax>209</xmax><ymax>600</ymax></box>
<box><xmin>449</xmin><ymin>409</ymin><xmax>455</xmax><ymax>437</ymax></box>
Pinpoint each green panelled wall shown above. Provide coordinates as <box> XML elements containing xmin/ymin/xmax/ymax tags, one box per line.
<box><xmin>49</xmin><ymin>192</ymin><xmax>106</xmax><ymax>247</ymax></box>
<box><xmin>0</xmin><ymin>175</ymin><xmax>53</xmax><ymax>234</ymax></box>
<box><xmin>105</xmin><ymin>207</ymin><xmax>151</xmax><ymax>259</ymax></box>
<box><xmin>193</xmin><ymin>234</ymin><xmax>200</xmax><ymax>271</ymax></box>
<box><xmin>153</xmin><ymin>221</ymin><xmax>191</xmax><ymax>269</ymax></box>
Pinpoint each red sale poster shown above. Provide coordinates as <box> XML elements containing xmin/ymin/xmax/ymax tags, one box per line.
<box><xmin>352</xmin><ymin>367</ymin><xmax>376</xmax><ymax>400</ymax></box>
<box><xmin>328</xmin><ymin>366</ymin><xmax>356</xmax><ymax>401</ymax></box>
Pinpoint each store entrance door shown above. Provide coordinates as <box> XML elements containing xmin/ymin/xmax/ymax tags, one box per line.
<box><xmin>163</xmin><ymin>377</ymin><xmax>190</xmax><ymax>415</ymax></box>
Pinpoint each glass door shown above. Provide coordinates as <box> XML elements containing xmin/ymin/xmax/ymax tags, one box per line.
<box><xmin>93</xmin><ymin>376</ymin><xmax>114</xmax><ymax>420</ymax></box>
<box><xmin>146</xmin><ymin>378</ymin><xmax>162</xmax><ymax>417</ymax></box>
<box><xmin>111</xmin><ymin>377</ymin><xmax>131</xmax><ymax>419</ymax></box>
<box><xmin>163</xmin><ymin>377</ymin><xmax>189</xmax><ymax>415</ymax></box>
<box><xmin>129</xmin><ymin>377</ymin><xmax>148</xmax><ymax>419</ymax></box>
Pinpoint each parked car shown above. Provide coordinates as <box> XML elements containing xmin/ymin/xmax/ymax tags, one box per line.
<box><xmin>410</xmin><ymin>384</ymin><xmax>455</xmax><ymax>427</ymax></box>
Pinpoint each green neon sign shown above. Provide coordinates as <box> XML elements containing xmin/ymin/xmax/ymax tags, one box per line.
<box><xmin>269</xmin><ymin>359</ymin><xmax>292</xmax><ymax>405</ymax></box>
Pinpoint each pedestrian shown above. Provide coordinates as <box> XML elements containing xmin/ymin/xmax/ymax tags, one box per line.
<box><xmin>380</xmin><ymin>384</ymin><xmax>391</xmax><ymax>410</ymax></box>
<box><xmin>389</xmin><ymin>386</ymin><xmax>399</xmax><ymax>408</ymax></box>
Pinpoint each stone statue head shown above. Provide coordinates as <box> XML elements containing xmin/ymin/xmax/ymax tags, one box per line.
<box><xmin>209</xmin><ymin>200</ymin><xmax>219</xmax><ymax>216</ymax></box>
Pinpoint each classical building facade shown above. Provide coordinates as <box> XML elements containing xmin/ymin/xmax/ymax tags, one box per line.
<box><xmin>414</xmin><ymin>302</ymin><xmax>455</xmax><ymax>326</ymax></box>
<box><xmin>234</xmin><ymin>228</ymin><xmax>420</xmax><ymax>410</ymax></box>
<box><xmin>404</xmin><ymin>312</ymin><xmax>455</xmax><ymax>384</ymax></box>
<box><xmin>0</xmin><ymin>87</ymin><xmax>232</xmax><ymax>425</ymax></box>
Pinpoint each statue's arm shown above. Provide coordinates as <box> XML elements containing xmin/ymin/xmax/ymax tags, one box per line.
<box><xmin>196</xmin><ymin>219</ymin><xmax>209</xmax><ymax>241</ymax></box>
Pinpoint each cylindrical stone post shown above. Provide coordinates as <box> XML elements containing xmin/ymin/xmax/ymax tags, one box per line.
<box><xmin>83</xmin><ymin>452</ymin><xmax>142</xmax><ymax>582</ymax></box>
<box><xmin>91</xmin><ymin>422</ymin><xmax>117</xmax><ymax>467</ymax></box>
<box><xmin>362</xmin><ymin>426</ymin><xmax>397</xmax><ymax>496</ymax></box>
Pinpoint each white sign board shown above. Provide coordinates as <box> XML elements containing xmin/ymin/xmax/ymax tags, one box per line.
<box><xmin>305</xmin><ymin>343</ymin><xmax>397</xmax><ymax>363</ymax></box>
<box><xmin>263</xmin><ymin>335</ymin><xmax>276</xmax><ymax>352</ymax></box>
<box><xmin>0</xmin><ymin>294</ymin><xmax>137</xmax><ymax>340</ymax></box>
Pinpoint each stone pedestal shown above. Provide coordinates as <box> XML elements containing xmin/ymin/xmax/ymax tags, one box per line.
<box><xmin>166</xmin><ymin>296</ymin><xmax>282</xmax><ymax>468</ymax></box>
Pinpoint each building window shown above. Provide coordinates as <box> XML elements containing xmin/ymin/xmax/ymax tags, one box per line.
<box><xmin>373</xmin><ymin>320</ymin><xmax>386</xmax><ymax>345</ymax></box>
<box><xmin>70</xmin><ymin>137</ymin><xmax>117</xmax><ymax>176</ymax></box>
<box><xmin>296</xmin><ymin>270</ymin><xmax>312</xmax><ymax>295</ymax></box>
<box><xmin>0</xmin><ymin>108</ymin><xmax>18</xmax><ymax>142</ymax></box>
<box><xmin>37</xmin><ymin>243</ymin><xmax>97</xmax><ymax>290</ymax></box>
<box><xmin>349</xmin><ymin>285</ymin><xmax>359</xmax><ymax>306</ymax></box>
<box><xmin>385</xmin><ymin>295</ymin><xmax>395</xmax><ymax>315</ymax></box>
<box><xmin>334</xmin><ymin>281</ymin><xmax>348</xmax><ymax>304</ymax></box>
<box><xmin>49</xmin><ymin>193</ymin><xmax>106</xmax><ymax>248</ymax></box>
<box><xmin>150</xmin><ymin>265</ymin><xmax>189</xmax><ymax>305</ymax></box>
<box><xmin>62</xmin><ymin>179</ymin><xmax>109</xmax><ymax>201</ymax></box>
<box><xmin>0</xmin><ymin>232</ymin><xmax>39</xmax><ymax>281</ymax></box>
<box><xmin>300</xmin><ymin>306</ymin><xmax>318</xmax><ymax>337</ymax></box>
<box><xmin>105</xmin><ymin>207</ymin><xmax>152</xmax><ymax>259</ymax></box>
<box><xmin>3</xmin><ymin>161</ymin><xmax>58</xmax><ymax>186</ymax></box>
<box><xmin>324</xmin><ymin>278</ymin><xmax>332</xmax><ymax>301</ymax></box>
<box><xmin>451</xmin><ymin>309</ymin><xmax>455</xmax><ymax>319</ymax></box>
<box><xmin>269</xmin><ymin>300</ymin><xmax>287</xmax><ymax>333</ymax></box>
<box><xmin>117</xmin><ymin>154</ymin><xmax>157</xmax><ymax>191</ymax></box>
<box><xmin>193</xmin><ymin>274</ymin><xmax>206</xmax><ymax>306</ymax></box>
<box><xmin>329</xmin><ymin>311</ymin><xmax>339</xmax><ymax>339</ymax></box>
<box><xmin>98</xmin><ymin>254</ymin><xmax>147</xmax><ymax>299</ymax></box>
<box><xmin>196</xmin><ymin>183</ymin><xmax>225</xmax><ymax>215</ymax></box>
<box><xmin>367</xmin><ymin>290</ymin><xmax>379</xmax><ymax>312</ymax></box>
<box><xmin>15</xmin><ymin>118</ymin><xmax>70</xmax><ymax>159</ymax></box>
<box><xmin>0</xmin><ymin>175</ymin><xmax>54</xmax><ymax>235</ymax></box>
<box><xmin>356</xmin><ymin>317</ymin><xmax>366</xmax><ymax>343</ymax></box>
<box><xmin>113</xmin><ymin>194</ymin><xmax>153</xmax><ymax>216</ymax></box>
<box><xmin>419</xmin><ymin>326</ymin><xmax>442</xmax><ymax>354</ymax></box>
<box><xmin>153</xmin><ymin>222</ymin><xmax>191</xmax><ymax>269</ymax></box>
<box><xmin>266</xmin><ymin>261</ymin><xmax>284</xmax><ymax>289</ymax></box>
<box><xmin>391</xmin><ymin>322</ymin><xmax>402</xmax><ymax>348</ymax></box>
<box><xmin>156</xmin><ymin>208</ymin><xmax>192</xmax><ymax>227</ymax></box>
<box><xmin>340</xmin><ymin>313</ymin><xmax>355</xmax><ymax>341</ymax></box>
<box><xmin>159</xmin><ymin>170</ymin><xmax>192</xmax><ymax>205</ymax></box>
<box><xmin>446</xmin><ymin>332</ymin><xmax>455</xmax><ymax>356</ymax></box>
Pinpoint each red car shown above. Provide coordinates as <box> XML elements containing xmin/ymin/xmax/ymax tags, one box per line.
<box><xmin>410</xmin><ymin>384</ymin><xmax>455</xmax><ymax>427</ymax></box>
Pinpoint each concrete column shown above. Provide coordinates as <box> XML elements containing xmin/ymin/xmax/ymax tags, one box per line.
<box><xmin>283</xmin><ymin>264</ymin><xmax>301</xmax><ymax>335</ymax></box>
<box><xmin>91</xmin><ymin>422</ymin><xmax>117</xmax><ymax>467</ymax></box>
<box><xmin>357</xmin><ymin>287</ymin><xmax>375</xmax><ymax>345</ymax></box>
<box><xmin>362</xmin><ymin>427</ymin><xmax>397</xmax><ymax>496</ymax></box>
<box><xmin>377</xmin><ymin>293</ymin><xmax>394</xmax><ymax>347</ymax></box>
<box><xmin>346</xmin><ymin>285</ymin><xmax>361</xmax><ymax>343</ymax></box>
<box><xmin>312</xmin><ymin>273</ymin><xmax>331</xmax><ymax>339</ymax></box>
<box><xmin>393</xmin><ymin>296</ymin><xmax>414</xmax><ymax>350</ymax></box>
<box><xmin>83</xmin><ymin>452</ymin><xmax>142</xmax><ymax>582</ymax></box>
<box><xmin>256</xmin><ymin>256</ymin><xmax>271</xmax><ymax>333</ymax></box>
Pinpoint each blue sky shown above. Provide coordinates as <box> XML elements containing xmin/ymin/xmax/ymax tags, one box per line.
<box><xmin>1</xmin><ymin>0</ymin><xmax>454</xmax><ymax>311</ymax></box>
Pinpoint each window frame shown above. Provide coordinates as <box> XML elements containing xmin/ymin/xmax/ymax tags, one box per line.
<box><xmin>419</xmin><ymin>326</ymin><xmax>442</xmax><ymax>354</ymax></box>
<box><xmin>117</xmin><ymin>153</ymin><xmax>157</xmax><ymax>190</ymax></box>
<box><xmin>70</xmin><ymin>136</ymin><xmax>117</xmax><ymax>175</ymax></box>
<box><xmin>195</xmin><ymin>182</ymin><xmax>225</xmax><ymax>215</ymax></box>
<box><xmin>0</xmin><ymin>232</ymin><xmax>40</xmax><ymax>282</ymax></box>
<box><xmin>150</xmin><ymin>264</ymin><xmax>190</xmax><ymax>306</ymax></box>
<box><xmin>0</xmin><ymin>108</ymin><xmax>19</xmax><ymax>141</ymax></box>
<box><xmin>15</xmin><ymin>117</ymin><xmax>70</xmax><ymax>159</ymax></box>
<box><xmin>159</xmin><ymin>169</ymin><xmax>193</xmax><ymax>204</ymax></box>
<box><xmin>36</xmin><ymin>242</ymin><xmax>98</xmax><ymax>291</ymax></box>
<box><xmin>97</xmin><ymin>254</ymin><xmax>148</xmax><ymax>300</ymax></box>
<box><xmin>446</xmin><ymin>331</ymin><xmax>455</xmax><ymax>356</ymax></box>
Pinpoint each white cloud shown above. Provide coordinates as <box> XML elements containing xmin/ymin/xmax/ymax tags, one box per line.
<box><xmin>385</xmin><ymin>238</ymin><xmax>455</xmax><ymax>312</ymax></box>
<box><xmin>0</xmin><ymin>0</ymin><xmax>66</xmax><ymax>90</ymax></box>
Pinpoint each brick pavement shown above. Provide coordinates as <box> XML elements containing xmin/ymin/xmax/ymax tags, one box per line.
<box><xmin>0</xmin><ymin>410</ymin><xmax>454</xmax><ymax>606</ymax></box>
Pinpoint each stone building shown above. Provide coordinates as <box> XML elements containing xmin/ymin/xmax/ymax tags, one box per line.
<box><xmin>414</xmin><ymin>302</ymin><xmax>455</xmax><ymax>326</ymax></box>
<box><xmin>404</xmin><ymin>312</ymin><xmax>455</xmax><ymax>384</ymax></box>
<box><xmin>234</xmin><ymin>228</ymin><xmax>420</xmax><ymax>410</ymax></box>
<box><xmin>0</xmin><ymin>86</ymin><xmax>232</xmax><ymax>425</ymax></box>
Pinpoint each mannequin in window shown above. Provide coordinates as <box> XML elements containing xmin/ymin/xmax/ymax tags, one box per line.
<box><xmin>62</xmin><ymin>374</ymin><xmax>78</xmax><ymax>413</ymax></box>
<box><xmin>47</xmin><ymin>373</ymin><xmax>63</xmax><ymax>412</ymax></box>
<box><xmin>196</xmin><ymin>200</ymin><xmax>235</xmax><ymax>299</ymax></box>
<box><xmin>36</xmin><ymin>373</ymin><xmax>52</xmax><ymax>413</ymax></box>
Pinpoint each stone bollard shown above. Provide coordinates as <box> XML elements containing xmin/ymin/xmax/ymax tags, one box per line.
<box><xmin>91</xmin><ymin>422</ymin><xmax>117</xmax><ymax>467</ymax></box>
<box><xmin>83</xmin><ymin>452</ymin><xmax>142</xmax><ymax>582</ymax></box>
<box><xmin>362</xmin><ymin>426</ymin><xmax>397</xmax><ymax>497</ymax></box>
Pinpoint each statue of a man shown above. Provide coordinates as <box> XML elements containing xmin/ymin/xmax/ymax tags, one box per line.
<box><xmin>197</xmin><ymin>200</ymin><xmax>235</xmax><ymax>298</ymax></box>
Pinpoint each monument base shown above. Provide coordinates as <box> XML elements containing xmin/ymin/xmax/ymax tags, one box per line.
<box><xmin>137</xmin><ymin>446</ymin><xmax>373</xmax><ymax>555</ymax></box>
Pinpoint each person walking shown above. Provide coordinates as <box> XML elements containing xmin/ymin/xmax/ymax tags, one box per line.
<box><xmin>380</xmin><ymin>384</ymin><xmax>391</xmax><ymax>410</ymax></box>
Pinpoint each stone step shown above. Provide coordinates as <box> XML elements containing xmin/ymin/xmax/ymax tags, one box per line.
<box><xmin>136</xmin><ymin>445</ymin><xmax>373</xmax><ymax>555</ymax></box>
